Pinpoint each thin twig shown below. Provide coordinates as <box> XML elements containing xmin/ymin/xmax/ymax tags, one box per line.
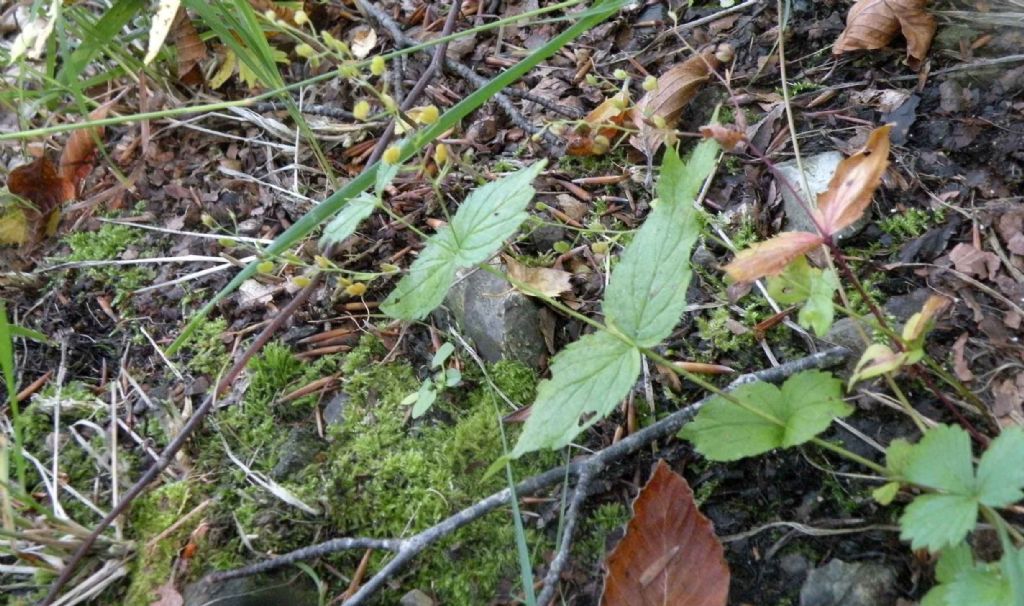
<box><xmin>205</xmin><ymin>347</ymin><xmax>848</xmax><ymax>604</ymax></box>
<box><xmin>41</xmin><ymin>276</ymin><xmax>323</xmax><ymax>605</ymax></box>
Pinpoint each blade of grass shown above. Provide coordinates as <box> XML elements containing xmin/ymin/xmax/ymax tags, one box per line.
<box><xmin>57</xmin><ymin>0</ymin><xmax>144</xmax><ymax>85</ymax></box>
<box><xmin>0</xmin><ymin>302</ymin><xmax>26</xmax><ymax>488</ymax></box>
<box><xmin>168</xmin><ymin>0</ymin><xmax>627</xmax><ymax>353</ymax></box>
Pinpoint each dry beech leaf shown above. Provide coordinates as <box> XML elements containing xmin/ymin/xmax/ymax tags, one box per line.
<box><xmin>504</xmin><ymin>255</ymin><xmax>573</xmax><ymax>298</ymax></box>
<box><xmin>723</xmin><ymin>231</ymin><xmax>824</xmax><ymax>283</ymax></box>
<box><xmin>8</xmin><ymin>157</ymin><xmax>76</xmax><ymax>219</ymax></box>
<box><xmin>171</xmin><ymin>9</ymin><xmax>208</xmax><ymax>85</ymax></box>
<box><xmin>815</xmin><ymin>124</ymin><xmax>892</xmax><ymax>235</ymax></box>
<box><xmin>699</xmin><ymin>124</ymin><xmax>747</xmax><ymax>152</ymax></box>
<box><xmin>350</xmin><ymin>27</ymin><xmax>378</xmax><ymax>59</ymax></box>
<box><xmin>833</xmin><ymin>0</ymin><xmax>936</xmax><ymax>69</ymax></box>
<box><xmin>60</xmin><ymin>101</ymin><xmax>112</xmax><ymax>195</ymax></box>
<box><xmin>566</xmin><ymin>90</ymin><xmax>630</xmax><ymax>156</ymax></box>
<box><xmin>630</xmin><ymin>50</ymin><xmax>719</xmax><ymax>156</ymax></box>
<box><xmin>601</xmin><ymin>460</ymin><xmax>729</xmax><ymax>606</ymax></box>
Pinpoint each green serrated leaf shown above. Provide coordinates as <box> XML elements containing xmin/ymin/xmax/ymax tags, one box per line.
<box><xmin>798</xmin><ymin>267</ymin><xmax>838</xmax><ymax>337</ymax></box>
<box><xmin>975</xmin><ymin>427</ymin><xmax>1024</xmax><ymax>507</ymax></box>
<box><xmin>380</xmin><ymin>232</ymin><xmax>458</xmax><ymax>320</ymax></box>
<box><xmin>602</xmin><ymin>141</ymin><xmax>718</xmax><ymax>346</ymax></box>
<box><xmin>904</xmin><ymin>424</ymin><xmax>975</xmax><ymax>495</ymax></box>
<box><xmin>319</xmin><ymin>193</ymin><xmax>377</xmax><ymax>248</ymax></box>
<box><xmin>936</xmin><ymin>543</ymin><xmax>975</xmax><ymax>584</ymax></box>
<box><xmin>900</xmin><ymin>494</ymin><xmax>978</xmax><ymax>552</ymax></box>
<box><xmin>885</xmin><ymin>438</ymin><xmax>914</xmax><ymax>477</ymax></box>
<box><xmin>873</xmin><ymin>481</ymin><xmax>900</xmax><ymax>505</ymax></box>
<box><xmin>946</xmin><ymin>564</ymin><xmax>1012</xmax><ymax>606</ymax></box>
<box><xmin>382</xmin><ymin>163</ymin><xmax>543</xmax><ymax>320</ymax></box>
<box><xmin>680</xmin><ymin>370</ymin><xmax>851</xmax><ymax>462</ymax></box>
<box><xmin>375</xmin><ymin>161</ymin><xmax>400</xmax><ymax>196</ymax></box>
<box><xmin>766</xmin><ymin>256</ymin><xmax>815</xmax><ymax>304</ymax></box>
<box><xmin>449</xmin><ymin>162</ymin><xmax>546</xmax><ymax>266</ymax></box>
<box><xmin>509</xmin><ymin>331</ymin><xmax>640</xmax><ymax>457</ymax></box>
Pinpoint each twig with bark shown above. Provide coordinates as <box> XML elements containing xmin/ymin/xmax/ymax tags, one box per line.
<box><xmin>205</xmin><ymin>346</ymin><xmax>849</xmax><ymax>604</ymax></box>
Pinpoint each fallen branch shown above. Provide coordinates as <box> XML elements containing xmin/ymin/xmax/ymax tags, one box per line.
<box><xmin>205</xmin><ymin>346</ymin><xmax>849</xmax><ymax>604</ymax></box>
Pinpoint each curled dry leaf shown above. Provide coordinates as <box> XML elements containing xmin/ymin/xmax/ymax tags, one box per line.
<box><xmin>601</xmin><ymin>460</ymin><xmax>729</xmax><ymax>606</ymax></box>
<box><xmin>833</xmin><ymin>0</ymin><xmax>936</xmax><ymax>69</ymax></box>
<box><xmin>3</xmin><ymin>103</ymin><xmax>109</xmax><ymax>246</ymax></box>
<box><xmin>171</xmin><ymin>9</ymin><xmax>208</xmax><ymax>85</ymax></box>
<box><xmin>504</xmin><ymin>255</ymin><xmax>573</xmax><ymax>298</ymax></box>
<box><xmin>350</xmin><ymin>27</ymin><xmax>379</xmax><ymax>60</ymax></box>
<box><xmin>699</xmin><ymin>123</ymin><xmax>747</xmax><ymax>152</ymax></box>
<box><xmin>815</xmin><ymin>124</ymin><xmax>892</xmax><ymax>236</ymax></box>
<box><xmin>630</xmin><ymin>50</ymin><xmax>719</xmax><ymax>156</ymax></box>
<box><xmin>723</xmin><ymin>231</ymin><xmax>824</xmax><ymax>283</ymax></box>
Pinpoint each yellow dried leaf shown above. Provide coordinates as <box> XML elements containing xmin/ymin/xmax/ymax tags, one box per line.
<box><xmin>0</xmin><ymin>207</ymin><xmax>28</xmax><ymax>246</ymax></box>
<box><xmin>505</xmin><ymin>256</ymin><xmax>573</xmax><ymax>298</ymax></box>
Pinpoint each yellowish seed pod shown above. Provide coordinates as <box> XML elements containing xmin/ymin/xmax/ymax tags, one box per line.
<box><xmin>293</xmin><ymin>276</ymin><xmax>312</xmax><ymax>288</ymax></box>
<box><xmin>370</xmin><ymin>55</ymin><xmax>386</xmax><ymax>76</ymax></box>
<box><xmin>642</xmin><ymin>75</ymin><xmax>658</xmax><ymax>91</ymax></box>
<box><xmin>257</xmin><ymin>261</ymin><xmax>274</xmax><ymax>274</ymax></box>
<box><xmin>263</xmin><ymin>9</ymin><xmax>277</xmax><ymax>22</ymax></box>
<box><xmin>346</xmin><ymin>282</ymin><xmax>367</xmax><ymax>296</ymax></box>
<box><xmin>434</xmin><ymin>143</ymin><xmax>449</xmax><ymax>165</ymax></box>
<box><xmin>417</xmin><ymin>105</ymin><xmax>440</xmax><ymax>125</ymax></box>
<box><xmin>295</xmin><ymin>43</ymin><xmax>315</xmax><ymax>59</ymax></box>
<box><xmin>353</xmin><ymin>100</ymin><xmax>370</xmax><ymax>120</ymax></box>
<box><xmin>382</xmin><ymin>145</ymin><xmax>401</xmax><ymax>165</ymax></box>
<box><xmin>380</xmin><ymin>94</ymin><xmax>397</xmax><ymax>112</ymax></box>
<box><xmin>613</xmin><ymin>68</ymin><xmax>628</xmax><ymax>80</ymax></box>
<box><xmin>294</xmin><ymin>10</ymin><xmax>309</xmax><ymax>26</ymax></box>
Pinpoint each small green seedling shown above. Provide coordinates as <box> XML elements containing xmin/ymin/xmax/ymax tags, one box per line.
<box><xmin>402</xmin><ymin>342</ymin><xmax>462</xmax><ymax>418</ymax></box>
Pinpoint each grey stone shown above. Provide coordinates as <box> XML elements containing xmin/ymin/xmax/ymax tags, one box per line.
<box><xmin>400</xmin><ymin>589</ymin><xmax>435</xmax><ymax>606</ymax></box>
<box><xmin>781</xmin><ymin>553</ymin><xmax>811</xmax><ymax>577</ymax></box>
<box><xmin>776</xmin><ymin>152</ymin><xmax>868</xmax><ymax>240</ymax></box>
<box><xmin>530</xmin><ymin>223</ymin><xmax>566</xmax><ymax>252</ymax></box>
<box><xmin>323</xmin><ymin>392</ymin><xmax>350</xmax><ymax>427</ymax></box>
<box><xmin>823</xmin><ymin>317</ymin><xmax>866</xmax><ymax>380</ymax></box>
<box><xmin>800</xmin><ymin>559</ymin><xmax>897</xmax><ymax>606</ymax></box>
<box><xmin>184</xmin><ymin>576</ymin><xmax>318</xmax><ymax>606</ymax></box>
<box><xmin>270</xmin><ymin>427</ymin><xmax>320</xmax><ymax>480</ymax></box>
<box><xmin>444</xmin><ymin>266</ymin><xmax>545</xmax><ymax>368</ymax></box>
<box><xmin>883</xmin><ymin>288</ymin><xmax>932</xmax><ymax>323</ymax></box>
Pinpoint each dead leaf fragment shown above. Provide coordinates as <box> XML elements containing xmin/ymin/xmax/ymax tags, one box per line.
<box><xmin>150</xmin><ymin>581</ymin><xmax>184</xmax><ymax>606</ymax></box>
<box><xmin>949</xmin><ymin>243</ymin><xmax>1000</xmax><ymax>280</ymax></box>
<box><xmin>60</xmin><ymin>102</ymin><xmax>111</xmax><ymax>195</ymax></box>
<box><xmin>504</xmin><ymin>256</ymin><xmax>573</xmax><ymax>298</ymax></box>
<box><xmin>630</xmin><ymin>50</ymin><xmax>719</xmax><ymax>156</ymax></box>
<box><xmin>171</xmin><ymin>9</ymin><xmax>208</xmax><ymax>85</ymax></box>
<box><xmin>566</xmin><ymin>90</ymin><xmax>630</xmax><ymax>156</ymax></box>
<box><xmin>833</xmin><ymin>0</ymin><xmax>936</xmax><ymax>69</ymax></box>
<box><xmin>815</xmin><ymin>125</ymin><xmax>892</xmax><ymax>235</ymax></box>
<box><xmin>601</xmin><ymin>460</ymin><xmax>729</xmax><ymax>606</ymax></box>
<box><xmin>723</xmin><ymin>231</ymin><xmax>824</xmax><ymax>283</ymax></box>
<box><xmin>952</xmin><ymin>332</ymin><xmax>974</xmax><ymax>382</ymax></box>
<box><xmin>350</xmin><ymin>27</ymin><xmax>378</xmax><ymax>59</ymax></box>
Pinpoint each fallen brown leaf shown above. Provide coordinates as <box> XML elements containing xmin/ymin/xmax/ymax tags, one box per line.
<box><xmin>149</xmin><ymin>581</ymin><xmax>184</xmax><ymax>606</ymax></box>
<box><xmin>699</xmin><ymin>123</ymin><xmax>747</xmax><ymax>152</ymax></box>
<box><xmin>952</xmin><ymin>332</ymin><xmax>974</xmax><ymax>382</ymax></box>
<box><xmin>833</xmin><ymin>0</ymin><xmax>936</xmax><ymax>69</ymax></box>
<box><xmin>630</xmin><ymin>50</ymin><xmax>719</xmax><ymax>156</ymax></box>
<box><xmin>601</xmin><ymin>460</ymin><xmax>729</xmax><ymax>606</ymax></box>
<box><xmin>723</xmin><ymin>231</ymin><xmax>824</xmax><ymax>283</ymax></box>
<box><xmin>60</xmin><ymin>101</ymin><xmax>111</xmax><ymax>196</ymax></box>
<box><xmin>815</xmin><ymin>124</ymin><xmax>892</xmax><ymax>236</ymax></box>
<box><xmin>171</xmin><ymin>8</ymin><xmax>207</xmax><ymax>85</ymax></box>
<box><xmin>504</xmin><ymin>255</ymin><xmax>573</xmax><ymax>298</ymax></box>
<box><xmin>949</xmin><ymin>242</ymin><xmax>1000</xmax><ymax>280</ymax></box>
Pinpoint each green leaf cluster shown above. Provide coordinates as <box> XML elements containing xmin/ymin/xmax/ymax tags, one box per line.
<box><xmin>882</xmin><ymin>425</ymin><xmax>1024</xmax><ymax>553</ymax></box>
<box><xmin>679</xmin><ymin>370</ymin><xmax>851</xmax><ymax>461</ymax></box>
<box><xmin>381</xmin><ymin>161</ymin><xmax>546</xmax><ymax>320</ymax></box>
<box><xmin>765</xmin><ymin>256</ymin><xmax>839</xmax><ymax>337</ymax></box>
<box><xmin>922</xmin><ymin>543</ymin><xmax>1024</xmax><ymax>606</ymax></box>
<box><xmin>508</xmin><ymin>140</ymin><xmax>719</xmax><ymax>458</ymax></box>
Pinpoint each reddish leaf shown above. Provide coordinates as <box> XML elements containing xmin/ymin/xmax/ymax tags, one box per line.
<box><xmin>723</xmin><ymin>231</ymin><xmax>824</xmax><ymax>283</ymax></box>
<box><xmin>815</xmin><ymin>125</ymin><xmax>892</xmax><ymax>236</ymax></box>
<box><xmin>60</xmin><ymin>102</ymin><xmax>111</xmax><ymax>195</ymax></box>
<box><xmin>171</xmin><ymin>9</ymin><xmax>208</xmax><ymax>86</ymax></box>
<box><xmin>601</xmin><ymin>460</ymin><xmax>729</xmax><ymax>606</ymax></box>
<box><xmin>699</xmin><ymin>124</ymin><xmax>746</xmax><ymax>152</ymax></box>
<box><xmin>8</xmin><ymin>157</ymin><xmax>75</xmax><ymax>218</ymax></box>
<box><xmin>833</xmin><ymin>0</ymin><xmax>936</xmax><ymax>69</ymax></box>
